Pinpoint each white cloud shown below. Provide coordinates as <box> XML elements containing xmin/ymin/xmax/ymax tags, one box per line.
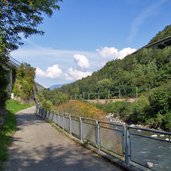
<box><xmin>65</xmin><ymin>68</ymin><xmax>92</xmax><ymax>81</ymax></box>
<box><xmin>96</xmin><ymin>47</ymin><xmax>136</xmax><ymax>59</ymax></box>
<box><xmin>74</xmin><ymin>54</ymin><xmax>90</xmax><ymax>69</ymax></box>
<box><xmin>36</xmin><ymin>64</ymin><xmax>62</xmax><ymax>79</ymax></box>
<box><xmin>96</xmin><ymin>47</ymin><xmax>118</xmax><ymax>58</ymax></box>
<box><xmin>117</xmin><ymin>47</ymin><xmax>137</xmax><ymax>59</ymax></box>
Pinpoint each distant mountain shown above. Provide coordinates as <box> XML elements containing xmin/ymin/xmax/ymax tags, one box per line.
<box><xmin>49</xmin><ymin>84</ymin><xmax>63</xmax><ymax>90</ymax></box>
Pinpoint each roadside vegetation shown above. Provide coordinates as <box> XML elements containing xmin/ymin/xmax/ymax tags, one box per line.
<box><xmin>52</xmin><ymin>100</ymin><xmax>105</xmax><ymax>119</ymax></box>
<box><xmin>0</xmin><ymin>100</ymin><xmax>32</xmax><ymax>170</ymax></box>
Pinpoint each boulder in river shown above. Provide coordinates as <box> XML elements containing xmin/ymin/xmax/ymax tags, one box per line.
<box><xmin>146</xmin><ymin>162</ymin><xmax>154</xmax><ymax>168</ymax></box>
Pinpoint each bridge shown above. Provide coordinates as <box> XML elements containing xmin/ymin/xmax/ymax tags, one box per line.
<box><xmin>0</xmin><ymin>55</ymin><xmax>21</xmax><ymax>95</ymax></box>
<box><xmin>132</xmin><ymin>36</ymin><xmax>171</xmax><ymax>55</ymax></box>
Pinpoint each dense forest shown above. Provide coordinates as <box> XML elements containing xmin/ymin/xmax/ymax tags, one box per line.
<box><xmin>42</xmin><ymin>24</ymin><xmax>171</xmax><ymax>131</ymax></box>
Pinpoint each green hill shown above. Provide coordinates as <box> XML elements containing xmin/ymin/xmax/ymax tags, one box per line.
<box><xmin>55</xmin><ymin>25</ymin><xmax>171</xmax><ymax>131</ymax></box>
<box><xmin>60</xmin><ymin>25</ymin><xmax>171</xmax><ymax>99</ymax></box>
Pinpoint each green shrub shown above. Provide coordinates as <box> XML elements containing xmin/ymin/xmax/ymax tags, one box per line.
<box><xmin>42</xmin><ymin>100</ymin><xmax>53</xmax><ymax>111</ymax></box>
<box><xmin>149</xmin><ymin>87</ymin><xmax>170</xmax><ymax>114</ymax></box>
<box><xmin>164</xmin><ymin>112</ymin><xmax>171</xmax><ymax>131</ymax></box>
<box><xmin>128</xmin><ymin>95</ymin><xmax>150</xmax><ymax>124</ymax></box>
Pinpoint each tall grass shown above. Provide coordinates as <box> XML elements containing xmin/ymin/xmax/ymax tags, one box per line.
<box><xmin>0</xmin><ymin>99</ymin><xmax>32</xmax><ymax>170</ymax></box>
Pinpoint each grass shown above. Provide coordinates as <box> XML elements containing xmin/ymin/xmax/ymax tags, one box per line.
<box><xmin>0</xmin><ymin>99</ymin><xmax>33</xmax><ymax>170</ymax></box>
<box><xmin>6</xmin><ymin>99</ymin><xmax>33</xmax><ymax>113</ymax></box>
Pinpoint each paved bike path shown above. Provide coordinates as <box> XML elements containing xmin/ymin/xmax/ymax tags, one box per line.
<box><xmin>3</xmin><ymin>106</ymin><xmax>125</xmax><ymax>171</ymax></box>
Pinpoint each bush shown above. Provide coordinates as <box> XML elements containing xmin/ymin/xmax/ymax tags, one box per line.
<box><xmin>42</xmin><ymin>100</ymin><xmax>53</xmax><ymax>111</ymax></box>
<box><xmin>149</xmin><ymin>87</ymin><xmax>170</xmax><ymax>115</ymax></box>
<box><xmin>0</xmin><ymin>65</ymin><xmax>9</xmax><ymax>108</ymax></box>
<box><xmin>128</xmin><ymin>95</ymin><xmax>150</xmax><ymax>124</ymax></box>
<box><xmin>164</xmin><ymin>112</ymin><xmax>171</xmax><ymax>131</ymax></box>
<box><xmin>96</xmin><ymin>101</ymin><xmax>133</xmax><ymax>120</ymax></box>
<box><xmin>53</xmin><ymin>100</ymin><xmax>105</xmax><ymax>119</ymax></box>
<box><xmin>146</xmin><ymin>113</ymin><xmax>164</xmax><ymax>129</ymax></box>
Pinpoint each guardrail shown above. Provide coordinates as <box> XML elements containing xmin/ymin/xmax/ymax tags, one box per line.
<box><xmin>9</xmin><ymin>56</ymin><xmax>21</xmax><ymax>68</ymax></box>
<box><xmin>36</xmin><ymin>105</ymin><xmax>171</xmax><ymax>171</ymax></box>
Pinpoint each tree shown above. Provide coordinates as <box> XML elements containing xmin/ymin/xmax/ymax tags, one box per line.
<box><xmin>97</xmin><ymin>79</ymin><xmax>112</xmax><ymax>99</ymax></box>
<box><xmin>0</xmin><ymin>0</ymin><xmax>62</xmax><ymax>52</ymax></box>
<box><xmin>0</xmin><ymin>65</ymin><xmax>9</xmax><ymax>108</ymax></box>
<box><xmin>13</xmin><ymin>63</ymin><xmax>35</xmax><ymax>100</ymax></box>
<box><xmin>149</xmin><ymin>87</ymin><xmax>170</xmax><ymax>115</ymax></box>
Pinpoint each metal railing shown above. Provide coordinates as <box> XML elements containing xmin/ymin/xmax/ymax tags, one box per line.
<box><xmin>9</xmin><ymin>56</ymin><xmax>21</xmax><ymax>68</ymax></box>
<box><xmin>36</xmin><ymin>105</ymin><xmax>171</xmax><ymax>171</ymax></box>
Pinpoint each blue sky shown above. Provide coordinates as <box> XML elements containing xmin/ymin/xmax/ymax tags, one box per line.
<box><xmin>11</xmin><ymin>0</ymin><xmax>171</xmax><ymax>88</ymax></box>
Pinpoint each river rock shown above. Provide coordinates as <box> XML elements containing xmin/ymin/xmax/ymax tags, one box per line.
<box><xmin>151</xmin><ymin>134</ymin><xmax>157</xmax><ymax>138</ymax></box>
<box><xmin>146</xmin><ymin>162</ymin><xmax>154</xmax><ymax>168</ymax></box>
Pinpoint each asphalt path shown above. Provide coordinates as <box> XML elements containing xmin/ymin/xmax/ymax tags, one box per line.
<box><xmin>3</xmin><ymin>106</ymin><xmax>125</xmax><ymax>171</ymax></box>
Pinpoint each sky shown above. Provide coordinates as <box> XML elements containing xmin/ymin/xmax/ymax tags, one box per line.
<box><xmin>10</xmin><ymin>0</ymin><xmax>171</xmax><ymax>88</ymax></box>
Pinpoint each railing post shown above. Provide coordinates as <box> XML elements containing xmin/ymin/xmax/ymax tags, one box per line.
<box><xmin>41</xmin><ymin>108</ymin><xmax>43</xmax><ymax>116</ymax></box>
<box><xmin>37</xmin><ymin>105</ymin><xmax>40</xmax><ymax>115</ymax></box>
<box><xmin>44</xmin><ymin>109</ymin><xmax>46</xmax><ymax>118</ymax></box>
<box><xmin>36</xmin><ymin>104</ymin><xmax>38</xmax><ymax>115</ymax></box>
<box><xmin>69</xmin><ymin>115</ymin><xmax>72</xmax><ymax>135</ymax></box>
<box><xmin>42</xmin><ymin>109</ymin><xmax>45</xmax><ymax>119</ymax></box>
<box><xmin>35</xmin><ymin>105</ymin><xmax>37</xmax><ymax>115</ymax></box>
<box><xmin>79</xmin><ymin>117</ymin><xmax>83</xmax><ymax>142</ymax></box>
<box><xmin>57</xmin><ymin>113</ymin><xmax>59</xmax><ymax>126</ymax></box>
<box><xmin>62</xmin><ymin>115</ymin><xmax>64</xmax><ymax>130</ymax></box>
<box><xmin>46</xmin><ymin>110</ymin><xmax>48</xmax><ymax>119</ymax></box>
<box><xmin>96</xmin><ymin>120</ymin><xmax>100</xmax><ymax>150</ymax></box>
<box><xmin>41</xmin><ymin>108</ymin><xmax>43</xmax><ymax>117</ymax></box>
<box><xmin>46</xmin><ymin>110</ymin><xmax>49</xmax><ymax>120</ymax></box>
<box><xmin>39</xmin><ymin>107</ymin><xmax>40</xmax><ymax>116</ymax></box>
<box><xmin>52</xmin><ymin>112</ymin><xmax>56</xmax><ymax>123</ymax></box>
<box><xmin>125</xmin><ymin>127</ymin><xmax>131</xmax><ymax>166</ymax></box>
<box><xmin>51</xmin><ymin>112</ymin><xmax>54</xmax><ymax>121</ymax></box>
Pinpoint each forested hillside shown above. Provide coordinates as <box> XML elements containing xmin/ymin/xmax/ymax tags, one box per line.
<box><xmin>60</xmin><ymin>47</ymin><xmax>171</xmax><ymax>99</ymax></box>
<box><xmin>59</xmin><ymin>25</ymin><xmax>171</xmax><ymax>99</ymax></box>
<box><xmin>50</xmin><ymin>25</ymin><xmax>171</xmax><ymax>131</ymax></box>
